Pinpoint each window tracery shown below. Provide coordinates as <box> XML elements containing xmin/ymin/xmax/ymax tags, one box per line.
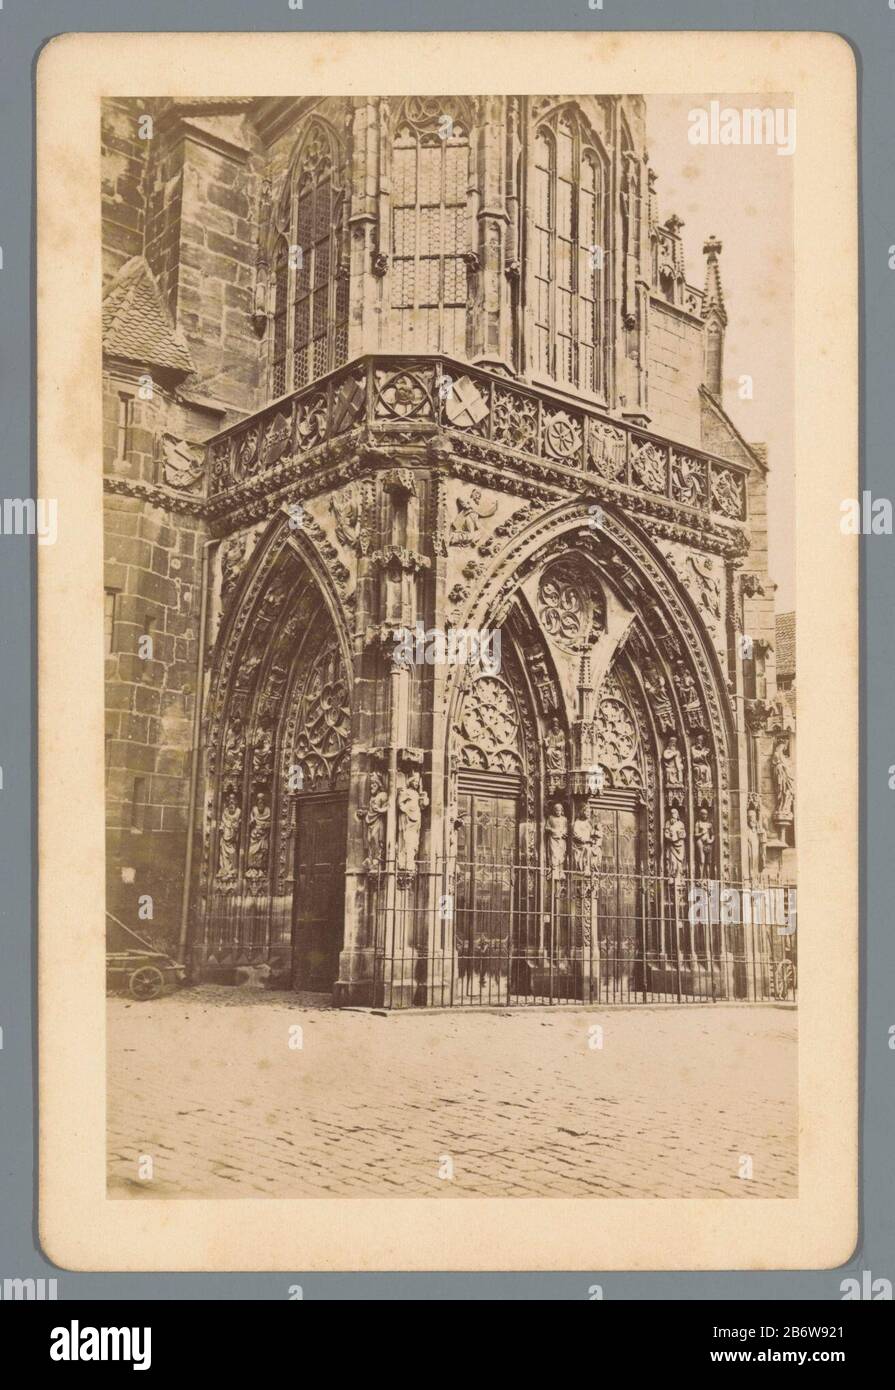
<box><xmin>390</xmin><ymin>98</ymin><xmax>472</xmax><ymax>356</ymax></box>
<box><xmin>270</xmin><ymin>121</ymin><xmax>349</xmax><ymax>397</ymax></box>
<box><xmin>532</xmin><ymin>106</ymin><xmax>606</xmax><ymax>394</ymax></box>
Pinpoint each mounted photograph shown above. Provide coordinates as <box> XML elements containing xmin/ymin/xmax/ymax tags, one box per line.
<box><xmin>37</xmin><ymin>30</ymin><xmax>857</xmax><ymax>1271</ymax></box>
<box><xmin>100</xmin><ymin>85</ymin><xmax>798</xmax><ymax>1200</ymax></box>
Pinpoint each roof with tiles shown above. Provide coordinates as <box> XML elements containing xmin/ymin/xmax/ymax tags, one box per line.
<box><xmin>102</xmin><ymin>256</ymin><xmax>195</xmax><ymax>376</ymax></box>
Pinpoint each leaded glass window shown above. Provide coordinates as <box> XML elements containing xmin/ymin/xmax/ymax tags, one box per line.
<box><xmin>391</xmin><ymin>104</ymin><xmax>470</xmax><ymax>356</ymax></box>
<box><xmin>531</xmin><ymin>108</ymin><xmax>605</xmax><ymax>395</ymax></box>
<box><xmin>269</xmin><ymin>122</ymin><xmax>348</xmax><ymax>397</ymax></box>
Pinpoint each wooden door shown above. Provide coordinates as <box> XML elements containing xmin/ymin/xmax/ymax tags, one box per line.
<box><xmin>592</xmin><ymin>803</ymin><xmax>641</xmax><ymax>995</ymax></box>
<box><xmin>291</xmin><ymin>796</ymin><xmax>347</xmax><ymax>992</ymax></box>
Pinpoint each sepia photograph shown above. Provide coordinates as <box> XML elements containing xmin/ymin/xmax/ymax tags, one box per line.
<box><xmin>100</xmin><ymin>85</ymin><xmax>798</xmax><ymax>1201</ymax></box>
<box><xmin>35</xmin><ymin>29</ymin><xmax>857</xmax><ymax>1273</ymax></box>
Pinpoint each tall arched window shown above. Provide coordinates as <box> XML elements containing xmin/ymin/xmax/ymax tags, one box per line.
<box><xmin>271</xmin><ymin>238</ymin><xmax>290</xmax><ymax>397</ymax></box>
<box><xmin>269</xmin><ymin>122</ymin><xmax>349</xmax><ymax>397</ymax></box>
<box><xmin>391</xmin><ymin>100</ymin><xmax>471</xmax><ymax>356</ymax></box>
<box><xmin>531</xmin><ymin>108</ymin><xmax>605</xmax><ymax>395</ymax></box>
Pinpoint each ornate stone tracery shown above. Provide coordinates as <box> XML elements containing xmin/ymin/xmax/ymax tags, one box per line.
<box><xmin>592</xmin><ymin>679</ymin><xmax>641</xmax><ymax>789</ymax></box>
<box><xmin>457</xmin><ymin>672</ymin><xmax>525</xmax><ymax>775</ymax></box>
<box><xmin>286</xmin><ymin>640</ymin><xmax>351</xmax><ymax>793</ymax></box>
<box><xmin>536</xmin><ymin>559</ymin><xmax>606</xmax><ymax>651</ymax></box>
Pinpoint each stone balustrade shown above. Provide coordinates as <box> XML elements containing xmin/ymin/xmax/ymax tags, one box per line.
<box><xmin>205</xmin><ymin>355</ymin><xmax>750</xmax><ymax>527</ymax></box>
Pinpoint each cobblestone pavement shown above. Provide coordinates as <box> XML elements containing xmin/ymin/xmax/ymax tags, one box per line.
<box><xmin>107</xmin><ymin>988</ymin><xmax>797</xmax><ymax>1199</ymax></box>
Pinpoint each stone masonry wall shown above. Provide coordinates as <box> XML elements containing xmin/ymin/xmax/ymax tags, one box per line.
<box><xmin>104</xmin><ymin>482</ymin><xmax>206</xmax><ymax>947</ymax></box>
<box><xmin>646</xmin><ymin>299</ymin><xmax>704</xmax><ymax>447</ymax></box>
<box><xmin>101</xmin><ymin>99</ymin><xmax>152</xmax><ymax>287</ymax></box>
<box><xmin>173</xmin><ymin>128</ymin><xmax>263</xmax><ymax>412</ymax></box>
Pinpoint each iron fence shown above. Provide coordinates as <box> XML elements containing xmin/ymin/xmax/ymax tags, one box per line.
<box><xmin>365</xmin><ymin>859</ymin><xmax>797</xmax><ymax>1010</ymax></box>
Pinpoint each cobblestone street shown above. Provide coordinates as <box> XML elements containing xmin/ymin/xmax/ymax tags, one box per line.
<box><xmin>107</xmin><ymin>988</ymin><xmax>798</xmax><ymax>1199</ymax></box>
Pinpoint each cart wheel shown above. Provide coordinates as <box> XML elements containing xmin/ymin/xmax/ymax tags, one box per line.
<box><xmin>773</xmin><ymin>960</ymin><xmax>795</xmax><ymax>999</ymax></box>
<box><xmin>128</xmin><ymin>965</ymin><xmax>164</xmax><ymax>1001</ymax></box>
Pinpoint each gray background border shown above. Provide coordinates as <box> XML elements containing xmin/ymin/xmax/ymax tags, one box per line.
<box><xmin>1</xmin><ymin>0</ymin><xmax>882</xmax><ymax>1301</ymax></box>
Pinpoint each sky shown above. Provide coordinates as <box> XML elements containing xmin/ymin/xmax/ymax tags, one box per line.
<box><xmin>645</xmin><ymin>94</ymin><xmax>794</xmax><ymax>611</ymax></box>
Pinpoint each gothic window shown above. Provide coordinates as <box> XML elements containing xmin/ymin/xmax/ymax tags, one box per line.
<box><xmin>130</xmin><ymin>776</ymin><xmax>147</xmax><ymax>832</ymax></box>
<box><xmin>532</xmin><ymin>108</ymin><xmax>605</xmax><ymax>394</ymax></box>
<box><xmin>104</xmin><ymin>588</ymin><xmax>118</xmax><ymax>655</ymax></box>
<box><xmin>271</xmin><ymin>239</ymin><xmax>289</xmax><ymax>397</ymax></box>
<box><xmin>391</xmin><ymin>101</ymin><xmax>471</xmax><ymax>356</ymax></box>
<box><xmin>269</xmin><ymin>122</ymin><xmax>348</xmax><ymax>397</ymax></box>
<box><xmin>116</xmin><ymin>391</ymin><xmax>134</xmax><ymax>460</ymax></box>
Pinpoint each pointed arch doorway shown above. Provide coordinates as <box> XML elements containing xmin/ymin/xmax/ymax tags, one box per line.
<box><xmin>284</xmin><ymin>636</ymin><xmax>351</xmax><ymax>993</ymax></box>
<box><xmin>197</xmin><ymin>520</ymin><xmax>353</xmax><ymax>995</ymax></box>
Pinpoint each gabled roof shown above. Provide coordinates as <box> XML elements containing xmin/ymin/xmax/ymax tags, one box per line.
<box><xmin>102</xmin><ymin>256</ymin><xmax>195</xmax><ymax>376</ymax></box>
<box><xmin>775</xmin><ymin>612</ymin><xmax>796</xmax><ymax>679</ymax></box>
<box><xmin>699</xmin><ymin>385</ymin><xmax>768</xmax><ymax>474</ymax></box>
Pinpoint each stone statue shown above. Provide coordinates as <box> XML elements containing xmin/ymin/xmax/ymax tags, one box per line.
<box><xmin>693</xmin><ymin>807</ymin><xmax>714</xmax><ymax>877</ymax></box>
<box><xmin>745</xmin><ymin>804</ymin><xmax>766</xmax><ymax>882</ymax></box>
<box><xmin>545</xmin><ymin>717</ymin><xmax>567</xmax><ymax>772</ymax></box>
<box><xmin>217</xmin><ymin>793</ymin><xmax>242</xmax><ymax>878</ymax></box>
<box><xmin>330</xmin><ymin>486</ymin><xmax>361</xmax><ymax>550</ymax></box>
<box><xmin>771</xmin><ymin>740</ymin><xmax>795</xmax><ymax>820</ymax></box>
<box><xmin>662</xmin><ymin>734</ymin><xmax>684</xmax><ymax>786</ymax></box>
<box><xmin>571</xmin><ymin>812</ymin><xmax>593</xmax><ymax>873</ymax></box>
<box><xmin>644</xmin><ymin>668</ymin><xmax>675</xmax><ymax>733</ymax></box>
<box><xmin>691</xmin><ymin>732</ymin><xmax>712</xmax><ymax>788</ymax></box>
<box><xmin>675</xmin><ymin>666</ymin><xmax>700</xmax><ymax>716</ymax></box>
<box><xmin>246</xmin><ymin>791</ymin><xmax>272</xmax><ymax>872</ymax></box>
<box><xmin>223</xmin><ymin>715</ymin><xmax>244</xmax><ymax>773</ymax></box>
<box><xmin>396</xmin><ymin>772</ymin><xmax>428</xmax><ymax>873</ymax></box>
<box><xmin>358</xmin><ymin>772</ymin><xmax>389</xmax><ymax>870</ymax></box>
<box><xmin>546</xmin><ymin>802</ymin><xmax>568</xmax><ymax>876</ymax></box>
<box><xmin>251</xmin><ymin>721</ymin><xmax>274</xmax><ymax>780</ymax></box>
<box><xmin>664</xmin><ymin>806</ymin><xmax>686</xmax><ymax>879</ymax></box>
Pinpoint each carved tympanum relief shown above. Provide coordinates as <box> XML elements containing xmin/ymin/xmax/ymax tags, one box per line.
<box><xmin>287</xmin><ymin>640</ymin><xmax>351</xmax><ymax>792</ymax></box>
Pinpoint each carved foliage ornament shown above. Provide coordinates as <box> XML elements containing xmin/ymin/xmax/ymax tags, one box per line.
<box><xmin>711</xmin><ymin>465</ymin><xmax>746</xmax><ymax>520</ymax></box>
<box><xmin>590</xmin><ymin>673</ymin><xmax>644</xmax><ymax>791</ymax></box>
<box><xmin>492</xmin><ymin>387</ymin><xmax>537</xmax><ymax>451</ymax></box>
<box><xmin>631</xmin><ymin>438</ymin><xmax>668</xmax><ymax>494</ymax></box>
